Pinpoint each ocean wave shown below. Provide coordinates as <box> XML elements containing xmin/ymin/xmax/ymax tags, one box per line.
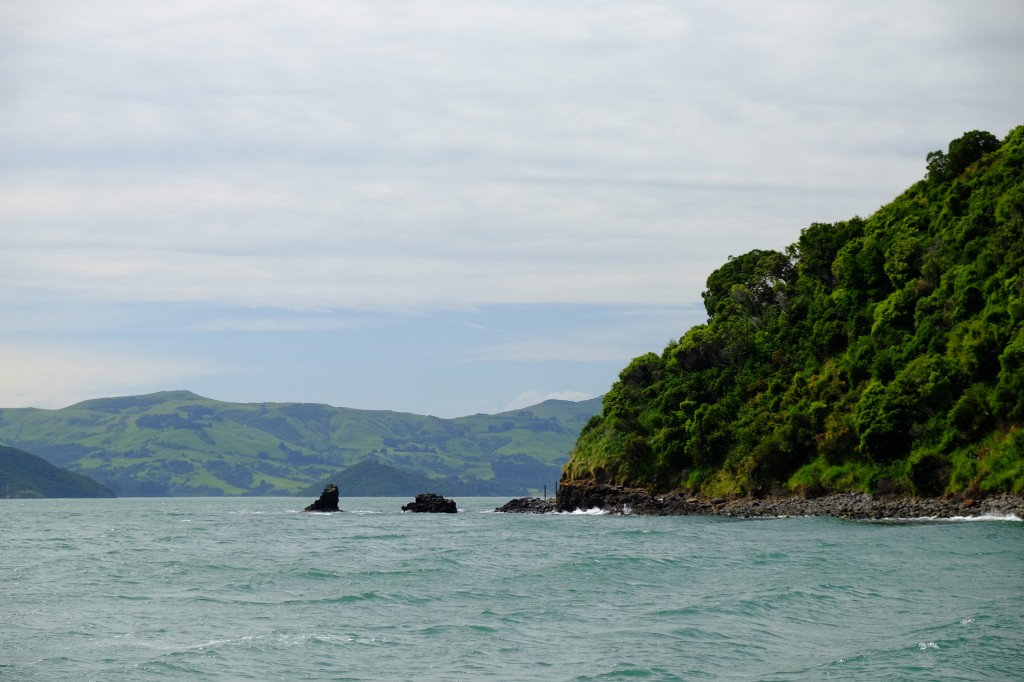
<box><xmin>553</xmin><ymin>507</ymin><xmax>608</xmax><ymax>515</ymax></box>
<box><xmin>870</xmin><ymin>513</ymin><xmax>1022</xmax><ymax>523</ymax></box>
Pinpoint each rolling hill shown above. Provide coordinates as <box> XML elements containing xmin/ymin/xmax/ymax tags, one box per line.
<box><xmin>0</xmin><ymin>391</ymin><xmax>601</xmax><ymax>497</ymax></box>
<box><xmin>0</xmin><ymin>445</ymin><xmax>115</xmax><ymax>498</ymax></box>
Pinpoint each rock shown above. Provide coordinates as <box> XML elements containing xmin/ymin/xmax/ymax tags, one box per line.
<box><xmin>552</xmin><ymin>481</ymin><xmax>1024</xmax><ymax>519</ymax></box>
<box><xmin>495</xmin><ymin>497</ymin><xmax>556</xmax><ymax>513</ymax></box>
<box><xmin>555</xmin><ymin>481</ymin><xmax>711</xmax><ymax>515</ymax></box>
<box><xmin>402</xmin><ymin>493</ymin><xmax>457</xmax><ymax>513</ymax></box>
<box><xmin>304</xmin><ymin>483</ymin><xmax>341</xmax><ymax>512</ymax></box>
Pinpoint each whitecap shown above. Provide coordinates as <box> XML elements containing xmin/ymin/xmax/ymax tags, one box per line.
<box><xmin>873</xmin><ymin>513</ymin><xmax>1022</xmax><ymax>523</ymax></box>
<box><xmin>942</xmin><ymin>513</ymin><xmax>1022</xmax><ymax>522</ymax></box>
<box><xmin>554</xmin><ymin>507</ymin><xmax>608</xmax><ymax>515</ymax></box>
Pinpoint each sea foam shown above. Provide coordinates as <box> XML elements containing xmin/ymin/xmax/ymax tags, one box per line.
<box><xmin>876</xmin><ymin>513</ymin><xmax>1022</xmax><ymax>523</ymax></box>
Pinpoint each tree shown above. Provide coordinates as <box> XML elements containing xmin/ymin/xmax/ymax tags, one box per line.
<box><xmin>927</xmin><ymin>130</ymin><xmax>1000</xmax><ymax>182</ymax></box>
<box><xmin>702</xmin><ymin>249</ymin><xmax>794</xmax><ymax>319</ymax></box>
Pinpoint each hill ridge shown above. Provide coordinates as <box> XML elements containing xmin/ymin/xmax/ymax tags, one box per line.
<box><xmin>0</xmin><ymin>392</ymin><xmax>601</xmax><ymax>497</ymax></box>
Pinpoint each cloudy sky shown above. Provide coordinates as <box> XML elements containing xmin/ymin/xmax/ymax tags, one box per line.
<box><xmin>2</xmin><ymin>1</ymin><xmax>1022</xmax><ymax>417</ymax></box>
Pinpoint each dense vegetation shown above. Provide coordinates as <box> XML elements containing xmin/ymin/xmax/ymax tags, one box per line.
<box><xmin>0</xmin><ymin>391</ymin><xmax>599</xmax><ymax>496</ymax></box>
<box><xmin>0</xmin><ymin>445</ymin><xmax>114</xmax><ymax>498</ymax></box>
<box><xmin>564</xmin><ymin>127</ymin><xmax>1024</xmax><ymax>498</ymax></box>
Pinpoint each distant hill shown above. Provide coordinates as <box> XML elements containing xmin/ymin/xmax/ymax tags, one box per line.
<box><xmin>564</xmin><ymin>127</ymin><xmax>1024</xmax><ymax>497</ymax></box>
<box><xmin>303</xmin><ymin>460</ymin><xmax>449</xmax><ymax>498</ymax></box>
<box><xmin>0</xmin><ymin>391</ymin><xmax>601</xmax><ymax>497</ymax></box>
<box><xmin>0</xmin><ymin>445</ymin><xmax>115</xmax><ymax>498</ymax></box>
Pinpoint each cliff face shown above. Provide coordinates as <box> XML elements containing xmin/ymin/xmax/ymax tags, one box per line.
<box><xmin>562</xmin><ymin>128</ymin><xmax>1024</xmax><ymax>498</ymax></box>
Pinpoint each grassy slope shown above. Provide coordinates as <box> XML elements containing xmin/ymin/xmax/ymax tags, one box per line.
<box><xmin>0</xmin><ymin>391</ymin><xmax>601</xmax><ymax>496</ymax></box>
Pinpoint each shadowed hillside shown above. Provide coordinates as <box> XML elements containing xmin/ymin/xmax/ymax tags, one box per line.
<box><xmin>1</xmin><ymin>445</ymin><xmax>114</xmax><ymax>498</ymax></box>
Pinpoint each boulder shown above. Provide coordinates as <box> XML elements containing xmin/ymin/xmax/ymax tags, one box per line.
<box><xmin>304</xmin><ymin>483</ymin><xmax>341</xmax><ymax>512</ymax></box>
<box><xmin>401</xmin><ymin>492</ymin><xmax>457</xmax><ymax>513</ymax></box>
<box><xmin>495</xmin><ymin>497</ymin><xmax>556</xmax><ymax>513</ymax></box>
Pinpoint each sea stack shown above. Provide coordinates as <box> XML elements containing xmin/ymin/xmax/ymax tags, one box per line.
<box><xmin>304</xmin><ymin>483</ymin><xmax>341</xmax><ymax>512</ymax></box>
<box><xmin>401</xmin><ymin>493</ymin><xmax>457</xmax><ymax>513</ymax></box>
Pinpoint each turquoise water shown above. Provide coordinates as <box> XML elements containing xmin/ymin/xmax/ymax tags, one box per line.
<box><xmin>1</xmin><ymin>497</ymin><xmax>1021</xmax><ymax>681</ymax></box>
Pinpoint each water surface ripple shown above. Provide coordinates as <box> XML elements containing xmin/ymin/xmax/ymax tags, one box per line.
<box><xmin>2</xmin><ymin>497</ymin><xmax>1020</xmax><ymax>680</ymax></box>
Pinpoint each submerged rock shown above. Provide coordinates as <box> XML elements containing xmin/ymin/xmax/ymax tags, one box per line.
<box><xmin>304</xmin><ymin>483</ymin><xmax>341</xmax><ymax>512</ymax></box>
<box><xmin>401</xmin><ymin>493</ymin><xmax>457</xmax><ymax>513</ymax></box>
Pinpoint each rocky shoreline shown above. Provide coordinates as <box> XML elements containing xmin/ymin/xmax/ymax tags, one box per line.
<box><xmin>496</xmin><ymin>483</ymin><xmax>1024</xmax><ymax>520</ymax></box>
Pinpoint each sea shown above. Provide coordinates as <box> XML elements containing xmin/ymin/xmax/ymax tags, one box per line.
<box><xmin>2</xmin><ymin>497</ymin><xmax>1021</xmax><ymax>681</ymax></box>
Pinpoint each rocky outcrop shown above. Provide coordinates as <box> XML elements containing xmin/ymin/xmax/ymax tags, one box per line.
<box><xmin>304</xmin><ymin>483</ymin><xmax>341</xmax><ymax>512</ymax></box>
<box><xmin>553</xmin><ymin>481</ymin><xmax>1024</xmax><ymax>519</ymax></box>
<box><xmin>401</xmin><ymin>493</ymin><xmax>457</xmax><ymax>513</ymax></box>
<box><xmin>495</xmin><ymin>497</ymin><xmax>557</xmax><ymax>513</ymax></box>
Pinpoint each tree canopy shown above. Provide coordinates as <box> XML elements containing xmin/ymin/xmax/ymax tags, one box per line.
<box><xmin>564</xmin><ymin>127</ymin><xmax>1024</xmax><ymax>497</ymax></box>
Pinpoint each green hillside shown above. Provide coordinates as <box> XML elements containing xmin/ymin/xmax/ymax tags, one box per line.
<box><xmin>0</xmin><ymin>391</ymin><xmax>600</xmax><ymax>497</ymax></box>
<box><xmin>563</xmin><ymin>127</ymin><xmax>1024</xmax><ymax>498</ymax></box>
<box><xmin>0</xmin><ymin>445</ymin><xmax>115</xmax><ymax>498</ymax></box>
<box><xmin>302</xmin><ymin>460</ymin><xmax>446</xmax><ymax>498</ymax></box>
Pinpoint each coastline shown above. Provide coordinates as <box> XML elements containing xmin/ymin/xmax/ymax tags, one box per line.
<box><xmin>496</xmin><ymin>483</ymin><xmax>1024</xmax><ymax>519</ymax></box>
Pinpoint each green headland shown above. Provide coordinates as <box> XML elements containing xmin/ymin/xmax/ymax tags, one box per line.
<box><xmin>562</xmin><ymin>127</ymin><xmax>1024</xmax><ymax>499</ymax></box>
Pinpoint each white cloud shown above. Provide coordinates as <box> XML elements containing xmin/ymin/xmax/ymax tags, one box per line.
<box><xmin>501</xmin><ymin>389</ymin><xmax>599</xmax><ymax>413</ymax></box>
<box><xmin>473</xmin><ymin>338</ymin><xmax>633</xmax><ymax>364</ymax></box>
<box><xmin>0</xmin><ymin>343</ymin><xmax>212</xmax><ymax>410</ymax></box>
<box><xmin>0</xmin><ymin>167</ymin><xmax>883</xmax><ymax>314</ymax></box>
<box><xmin>467</xmin><ymin>305</ymin><xmax>705</xmax><ymax>365</ymax></box>
<box><xmin>1</xmin><ymin>0</ymin><xmax>1022</xmax><ymax>414</ymax></box>
<box><xmin>186</xmin><ymin>315</ymin><xmax>372</xmax><ymax>333</ymax></box>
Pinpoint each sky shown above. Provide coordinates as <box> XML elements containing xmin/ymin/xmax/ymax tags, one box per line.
<box><xmin>2</xmin><ymin>1</ymin><xmax>1023</xmax><ymax>418</ymax></box>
